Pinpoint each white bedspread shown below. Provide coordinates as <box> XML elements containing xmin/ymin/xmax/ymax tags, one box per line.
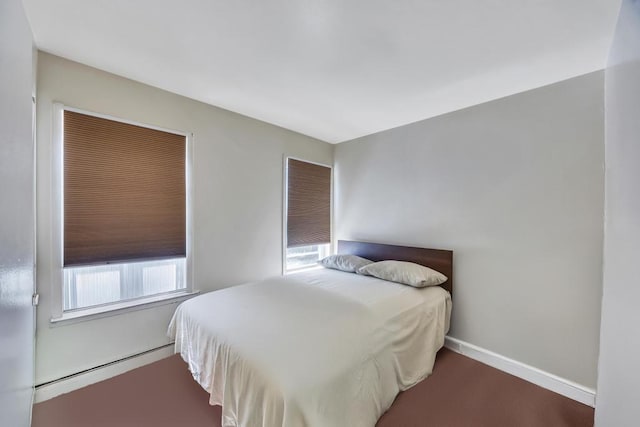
<box><xmin>168</xmin><ymin>268</ymin><xmax>451</xmax><ymax>427</ymax></box>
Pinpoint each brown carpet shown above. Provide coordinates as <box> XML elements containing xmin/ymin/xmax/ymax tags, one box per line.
<box><xmin>32</xmin><ymin>348</ymin><xmax>593</xmax><ymax>427</ymax></box>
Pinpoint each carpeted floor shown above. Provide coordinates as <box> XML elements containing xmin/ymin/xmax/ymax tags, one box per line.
<box><xmin>32</xmin><ymin>348</ymin><xmax>594</xmax><ymax>427</ymax></box>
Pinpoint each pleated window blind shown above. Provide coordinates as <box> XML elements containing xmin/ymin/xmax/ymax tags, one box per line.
<box><xmin>286</xmin><ymin>158</ymin><xmax>331</xmax><ymax>248</ymax></box>
<box><xmin>63</xmin><ymin>110</ymin><xmax>186</xmax><ymax>266</ymax></box>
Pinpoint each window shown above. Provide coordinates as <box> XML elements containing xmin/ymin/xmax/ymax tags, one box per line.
<box><xmin>52</xmin><ymin>105</ymin><xmax>192</xmax><ymax>318</ymax></box>
<box><xmin>63</xmin><ymin>259</ymin><xmax>186</xmax><ymax>310</ymax></box>
<box><xmin>285</xmin><ymin>244</ymin><xmax>331</xmax><ymax>271</ymax></box>
<box><xmin>284</xmin><ymin>158</ymin><xmax>332</xmax><ymax>272</ymax></box>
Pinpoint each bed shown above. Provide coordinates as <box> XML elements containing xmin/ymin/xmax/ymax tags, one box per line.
<box><xmin>168</xmin><ymin>240</ymin><xmax>453</xmax><ymax>427</ymax></box>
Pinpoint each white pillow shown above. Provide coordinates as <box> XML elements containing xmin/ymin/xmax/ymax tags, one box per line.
<box><xmin>357</xmin><ymin>260</ymin><xmax>447</xmax><ymax>288</ymax></box>
<box><xmin>318</xmin><ymin>254</ymin><xmax>373</xmax><ymax>273</ymax></box>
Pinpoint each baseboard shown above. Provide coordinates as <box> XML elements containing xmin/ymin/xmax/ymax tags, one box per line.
<box><xmin>444</xmin><ymin>336</ymin><xmax>596</xmax><ymax>407</ymax></box>
<box><xmin>33</xmin><ymin>338</ymin><xmax>596</xmax><ymax>407</ymax></box>
<box><xmin>34</xmin><ymin>345</ymin><xmax>175</xmax><ymax>403</ymax></box>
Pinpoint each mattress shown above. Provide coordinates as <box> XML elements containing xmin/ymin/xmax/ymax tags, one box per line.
<box><xmin>168</xmin><ymin>268</ymin><xmax>452</xmax><ymax>427</ymax></box>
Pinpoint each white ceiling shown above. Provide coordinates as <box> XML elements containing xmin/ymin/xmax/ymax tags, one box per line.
<box><xmin>22</xmin><ymin>0</ymin><xmax>621</xmax><ymax>143</ymax></box>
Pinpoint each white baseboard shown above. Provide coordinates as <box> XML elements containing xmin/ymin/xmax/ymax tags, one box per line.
<box><xmin>34</xmin><ymin>345</ymin><xmax>175</xmax><ymax>404</ymax></box>
<box><xmin>34</xmin><ymin>338</ymin><xmax>595</xmax><ymax>407</ymax></box>
<box><xmin>444</xmin><ymin>336</ymin><xmax>596</xmax><ymax>407</ymax></box>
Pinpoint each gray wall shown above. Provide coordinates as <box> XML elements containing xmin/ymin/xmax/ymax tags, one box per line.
<box><xmin>596</xmin><ymin>0</ymin><xmax>640</xmax><ymax>424</ymax></box>
<box><xmin>35</xmin><ymin>53</ymin><xmax>333</xmax><ymax>385</ymax></box>
<box><xmin>335</xmin><ymin>72</ymin><xmax>604</xmax><ymax>388</ymax></box>
<box><xmin>0</xmin><ymin>0</ymin><xmax>36</xmax><ymax>425</ymax></box>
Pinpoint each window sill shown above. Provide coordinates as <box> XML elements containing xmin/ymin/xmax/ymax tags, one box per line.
<box><xmin>284</xmin><ymin>265</ymin><xmax>323</xmax><ymax>275</ymax></box>
<box><xmin>50</xmin><ymin>290</ymin><xmax>199</xmax><ymax>326</ymax></box>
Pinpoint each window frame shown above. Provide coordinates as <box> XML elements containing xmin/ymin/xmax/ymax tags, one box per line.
<box><xmin>282</xmin><ymin>156</ymin><xmax>334</xmax><ymax>274</ymax></box>
<box><xmin>50</xmin><ymin>103</ymin><xmax>195</xmax><ymax>323</ymax></box>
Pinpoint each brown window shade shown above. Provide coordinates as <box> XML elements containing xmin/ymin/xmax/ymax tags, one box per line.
<box><xmin>287</xmin><ymin>158</ymin><xmax>331</xmax><ymax>248</ymax></box>
<box><xmin>64</xmin><ymin>110</ymin><xmax>186</xmax><ymax>266</ymax></box>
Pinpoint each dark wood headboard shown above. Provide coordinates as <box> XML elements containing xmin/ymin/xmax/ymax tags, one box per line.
<box><xmin>337</xmin><ymin>240</ymin><xmax>453</xmax><ymax>295</ymax></box>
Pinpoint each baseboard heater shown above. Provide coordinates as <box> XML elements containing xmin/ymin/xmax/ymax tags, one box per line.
<box><xmin>34</xmin><ymin>343</ymin><xmax>175</xmax><ymax>403</ymax></box>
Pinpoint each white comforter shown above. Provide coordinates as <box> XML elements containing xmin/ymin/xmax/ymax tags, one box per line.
<box><xmin>168</xmin><ymin>268</ymin><xmax>451</xmax><ymax>427</ymax></box>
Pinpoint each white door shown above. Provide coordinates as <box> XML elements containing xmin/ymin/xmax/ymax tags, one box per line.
<box><xmin>0</xmin><ymin>0</ymin><xmax>36</xmax><ymax>425</ymax></box>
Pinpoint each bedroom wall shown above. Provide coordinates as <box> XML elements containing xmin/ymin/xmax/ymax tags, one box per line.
<box><xmin>35</xmin><ymin>52</ymin><xmax>333</xmax><ymax>385</ymax></box>
<box><xmin>595</xmin><ymin>0</ymin><xmax>640</xmax><ymax>424</ymax></box>
<box><xmin>334</xmin><ymin>72</ymin><xmax>604</xmax><ymax>388</ymax></box>
<box><xmin>0</xmin><ymin>0</ymin><xmax>36</xmax><ymax>424</ymax></box>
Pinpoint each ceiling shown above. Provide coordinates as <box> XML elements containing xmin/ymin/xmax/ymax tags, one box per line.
<box><xmin>22</xmin><ymin>0</ymin><xmax>621</xmax><ymax>143</ymax></box>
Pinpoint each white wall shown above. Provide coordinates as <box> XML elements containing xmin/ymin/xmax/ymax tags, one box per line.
<box><xmin>596</xmin><ymin>0</ymin><xmax>640</xmax><ymax>424</ymax></box>
<box><xmin>35</xmin><ymin>52</ymin><xmax>333</xmax><ymax>385</ymax></box>
<box><xmin>0</xmin><ymin>0</ymin><xmax>36</xmax><ymax>425</ymax></box>
<box><xmin>335</xmin><ymin>72</ymin><xmax>604</xmax><ymax>388</ymax></box>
